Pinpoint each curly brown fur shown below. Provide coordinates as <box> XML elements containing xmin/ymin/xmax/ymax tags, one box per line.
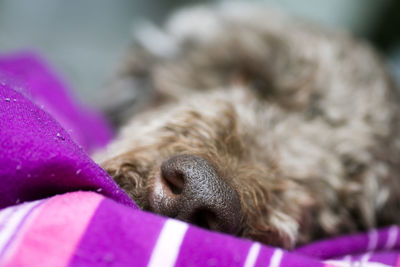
<box><xmin>94</xmin><ymin>3</ymin><xmax>400</xmax><ymax>248</ymax></box>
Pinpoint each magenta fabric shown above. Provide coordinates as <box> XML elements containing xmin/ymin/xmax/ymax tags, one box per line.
<box><xmin>0</xmin><ymin>51</ymin><xmax>112</xmax><ymax>152</ymax></box>
<box><xmin>0</xmin><ymin>52</ymin><xmax>399</xmax><ymax>267</ymax></box>
<box><xmin>0</xmin><ymin>52</ymin><xmax>135</xmax><ymax>209</ymax></box>
<box><xmin>1</xmin><ymin>193</ymin><xmax>399</xmax><ymax>267</ymax></box>
<box><xmin>68</xmin><ymin>198</ymin><xmax>165</xmax><ymax>266</ymax></box>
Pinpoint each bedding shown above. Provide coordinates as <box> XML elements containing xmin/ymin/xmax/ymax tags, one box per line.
<box><xmin>0</xmin><ymin>52</ymin><xmax>399</xmax><ymax>266</ymax></box>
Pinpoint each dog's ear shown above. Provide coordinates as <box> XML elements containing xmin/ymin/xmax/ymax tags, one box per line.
<box><xmin>117</xmin><ymin>15</ymin><xmax>320</xmax><ymax>111</ymax></box>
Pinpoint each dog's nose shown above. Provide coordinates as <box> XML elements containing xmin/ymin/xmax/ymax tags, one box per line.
<box><xmin>150</xmin><ymin>154</ymin><xmax>242</xmax><ymax>234</ymax></box>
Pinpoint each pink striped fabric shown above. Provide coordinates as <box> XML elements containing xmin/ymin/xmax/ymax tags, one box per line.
<box><xmin>0</xmin><ymin>200</ymin><xmax>44</xmax><ymax>262</ymax></box>
<box><xmin>0</xmin><ymin>192</ymin><xmax>399</xmax><ymax>267</ymax></box>
<box><xmin>0</xmin><ymin>192</ymin><xmax>103</xmax><ymax>267</ymax></box>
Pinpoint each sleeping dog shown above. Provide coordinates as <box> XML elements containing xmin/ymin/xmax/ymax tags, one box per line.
<box><xmin>94</xmin><ymin>3</ymin><xmax>400</xmax><ymax>249</ymax></box>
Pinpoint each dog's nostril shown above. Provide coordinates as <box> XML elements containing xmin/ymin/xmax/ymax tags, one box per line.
<box><xmin>192</xmin><ymin>209</ymin><xmax>217</xmax><ymax>230</ymax></box>
<box><xmin>161</xmin><ymin>169</ymin><xmax>184</xmax><ymax>195</ymax></box>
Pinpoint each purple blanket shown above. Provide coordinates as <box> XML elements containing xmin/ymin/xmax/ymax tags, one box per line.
<box><xmin>0</xmin><ymin>52</ymin><xmax>399</xmax><ymax>267</ymax></box>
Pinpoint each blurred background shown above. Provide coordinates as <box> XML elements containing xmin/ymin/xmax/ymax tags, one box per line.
<box><xmin>1</xmin><ymin>0</ymin><xmax>399</xmax><ymax>108</ymax></box>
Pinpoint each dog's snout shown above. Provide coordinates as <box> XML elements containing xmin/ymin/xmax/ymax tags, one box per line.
<box><xmin>150</xmin><ymin>154</ymin><xmax>242</xmax><ymax>234</ymax></box>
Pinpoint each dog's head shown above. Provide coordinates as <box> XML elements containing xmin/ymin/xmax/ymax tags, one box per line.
<box><xmin>97</xmin><ymin>87</ymin><xmax>306</xmax><ymax>249</ymax></box>
<box><xmin>94</xmin><ymin>3</ymin><xmax>398</xmax><ymax>248</ymax></box>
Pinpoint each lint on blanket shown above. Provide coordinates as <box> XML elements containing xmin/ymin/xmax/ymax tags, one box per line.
<box><xmin>0</xmin><ymin>52</ymin><xmax>399</xmax><ymax>267</ymax></box>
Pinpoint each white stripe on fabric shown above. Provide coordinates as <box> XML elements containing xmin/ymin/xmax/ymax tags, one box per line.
<box><xmin>323</xmin><ymin>260</ymin><xmax>351</xmax><ymax>267</ymax></box>
<box><xmin>268</xmin><ymin>249</ymin><xmax>283</xmax><ymax>267</ymax></box>
<box><xmin>324</xmin><ymin>259</ymin><xmax>392</xmax><ymax>267</ymax></box>
<box><xmin>324</xmin><ymin>255</ymin><xmax>352</xmax><ymax>267</ymax></box>
<box><xmin>0</xmin><ymin>200</ymin><xmax>41</xmax><ymax>254</ymax></box>
<box><xmin>148</xmin><ymin>219</ymin><xmax>189</xmax><ymax>267</ymax></box>
<box><xmin>0</xmin><ymin>208</ymin><xmax>16</xmax><ymax>229</ymax></box>
<box><xmin>384</xmin><ymin>226</ymin><xmax>398</xmax><ymax>249</ymax></box>
<box><xmin>367</xmin><ymin>229</ymin><xmax>378</xmax><ymax>251</ymax></box>
<box><xmin>360</xmin><ymin>252</ymin><xmax>371</xmax><ymax>264</ymax></box>
<box><xmin>244</xmin><ymin>242</ymin><xmax>261</xmax><ymax>267</ymax></box>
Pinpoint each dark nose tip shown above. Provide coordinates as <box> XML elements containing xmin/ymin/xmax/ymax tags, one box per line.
<box><xmin>150</xmin><ymin>154</ymin><xmax>242</xmax><ymax>234</ymax></box>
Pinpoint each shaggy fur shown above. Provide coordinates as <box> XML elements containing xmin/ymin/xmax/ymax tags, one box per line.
<box><xmin>94</xmin><ymin>3</ymin><xmax>400</xmax><ymax>248</ymax></box>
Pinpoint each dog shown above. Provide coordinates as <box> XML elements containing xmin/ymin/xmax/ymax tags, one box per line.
<box><xmin>93</xmin><ymin>3</ymin><xmax>400</xmax><ymax>249</ymax></box>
